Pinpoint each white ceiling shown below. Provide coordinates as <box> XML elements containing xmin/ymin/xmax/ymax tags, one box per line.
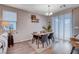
<box><xmin>4</xmin><ymin>4</ymin><xmax>79</xmax><ymax>16</ymax></box>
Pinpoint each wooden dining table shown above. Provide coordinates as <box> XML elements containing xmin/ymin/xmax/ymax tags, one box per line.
<box><xmin>32</xmin><ymin>32</ymin><xmax>52</xmax><ymax>48</ymax></box>
<box><xmin>70</xmin><ymin>37</ymin><xmax>79</xmax><ymax>54</ymax></box>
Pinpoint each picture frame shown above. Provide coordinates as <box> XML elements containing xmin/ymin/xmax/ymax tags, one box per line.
<box><xmin>31</xmin><ymin>15</ymin><xmax>39</xmax><ymax>23</ymax></box>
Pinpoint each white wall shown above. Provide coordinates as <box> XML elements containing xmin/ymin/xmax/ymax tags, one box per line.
<box><xmin>13</xmin><ymin>10</ymin><xmax>48</xmax><ymax>43</ymax></box>
<box><xmin>0</xmin><ymin>5</ymin><xmax>48</xmax><ymax>43</ymax></box>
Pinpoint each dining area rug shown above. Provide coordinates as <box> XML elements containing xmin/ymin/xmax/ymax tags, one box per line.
<box><xmin>27</xmin><ymin>40</ymin><xmax>53</xmax><ymax>53</ymax></box>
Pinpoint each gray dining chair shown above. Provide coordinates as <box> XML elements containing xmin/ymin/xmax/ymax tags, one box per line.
<box><xmin>32</xmin><ymin>32</ymin><xmax>38</xmax><ymax>44</ymax></box>
<box><xmin>39</xmin><ymin>34</ymin><xmax>48</xmax><ymax>48</ymax></box>
<box><xmin>48</xmin><ymin>33</ymin><xmax>54</xmax><ymax>44</ymax></box>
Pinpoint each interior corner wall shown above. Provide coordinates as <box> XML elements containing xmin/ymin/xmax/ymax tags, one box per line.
<box><xmin>0</xmin><ymin>5</ymin><xmax>48</xmax><ymax>43</ymax></box>
<box><xmin>14</xmin><ymin>10</ymin><xmax>48</xmax><ymax>43</ymax></box>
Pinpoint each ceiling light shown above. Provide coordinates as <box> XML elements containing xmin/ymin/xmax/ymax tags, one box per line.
<box><xmin>45</xmin><ymin>5</ymin><xmax>53</xmax><ymax>16</ymax></box>
<box><xmin>45</xmin><ymin>12</ymin><xmax>53</xmax><ymax>16</ymax></box>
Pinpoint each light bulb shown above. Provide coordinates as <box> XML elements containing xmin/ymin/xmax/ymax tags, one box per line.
<box><xmin>45</xmin><ymin>12</ymin><xmax>53</xmax><ymax>16</ymax></box>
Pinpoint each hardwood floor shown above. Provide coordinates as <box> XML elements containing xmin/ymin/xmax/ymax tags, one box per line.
<box><xmin>53</xmin><ymin>40</ymin><xmax>72</xmax><ymax>54</ymax></box>
<box><xmin>7</xmin><ymin>41</ymin><xmax>35</xmax><ymax>54</ymax></box>
<box><xmin>7</xmin><ymin>40</ymin><xmax>79</xmax><ymax>54</ymax></box>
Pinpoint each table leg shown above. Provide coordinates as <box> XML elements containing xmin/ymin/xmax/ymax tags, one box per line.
<box><xmin>36</xmin><ymin>39</ymin><xmax>38</xmax><ymax>45</ymax></box>
<box><xmin>32</xmin><ymin>38</ymin><xmax>34</xmax><ymax>44</ymax></box>
<box><xmin>37</xmin><ymin>38</ymin><xmax>39</xmax><ymax>48</ymax></box>
<box><xmin>70</xmin><ymin>47</ymin><xmax>75</xmax><ymax>54</ymax></box>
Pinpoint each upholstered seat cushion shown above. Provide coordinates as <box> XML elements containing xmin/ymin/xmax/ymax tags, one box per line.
<box><xmin>0</xmin><ymin>37</ymin><xmax>3</xmax><ymax>48</ymax></box>
<box><xmin>75</xmin><ymin>34</ymin><xmax>79</xmax><ymax>39</ymax></box>
<box><xmin>0</xmin><ymin>42</ymin><xmax>2</xmax><ymax>48</ymax></box>
<box><xmin>70</xmin><ymin>37</ymin><xmax>79</xmax><ymax>48</ymax></box>
<box><xmin>0</xmin><ymin>40</ymin><xmax>3</xmax><ymax>54</ymax></box>
<box><xmin>0</xmin><ymin>32</ymin><xmax>8</xmax><ymax>54</ymax></box>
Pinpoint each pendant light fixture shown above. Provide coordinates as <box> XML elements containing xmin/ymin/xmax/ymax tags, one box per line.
<box><xmin>45</xmin><ymin>5</ymin><xmax>53</xmax><ymax>16</ymax></box>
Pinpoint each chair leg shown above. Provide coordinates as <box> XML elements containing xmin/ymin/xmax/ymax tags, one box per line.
<box><xmin>36</xmin><ymin>39</ymin><xmax>38</xmax><ymax>45</ymax></box>
<box><xmin>37</xmin><ymin>39</ymin><xmax>39</xmax><ymax>48</ymax></box>
<box><xmin>46</xmin><ymin>41</ymin><xmax>48</xmax><ymax>46</ymax></box>
<box><xmin>53</xmin><ymin>35</ymin><xmax>54</xmax><ymax>39</ymax></box>
<box><xmin>49</xmin><ymin>39</ymin><xmax>50</xmax><ymax>44</ymax></box>
<box><xmin>70</xmin><ymin>47</ymin><xmax>75</xmax><ymax>54</ymax></box>
<box><xmin>51</xmin><ymin>39</ymin><xmax>54</xmax><ymax>43</ymax></box>
<box><xmin>32</xmin><ymin>38</ymin><xmax>34</xmax><ymax>44</ymax></box>
<box><xmin>78</xmin><ymin>50</ymin><xmax>79</xmax><ymax>54</ymax></box>
<box><xmin>42</xmin><ymin>43</ymin><xmax>44</xmax><ymax>48</ymax></box>
<box><xmin>52</xmin><ymin>36</ymin><xmax>54</xmax><ymax>42</ymax></box>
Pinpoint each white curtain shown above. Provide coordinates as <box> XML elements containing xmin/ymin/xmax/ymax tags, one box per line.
<box><xmin>52</xmin><ymin>13</ymin><xmax>72</xmax><ymax>41</ymax></box>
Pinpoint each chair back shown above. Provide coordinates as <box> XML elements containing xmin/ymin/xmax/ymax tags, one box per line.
<box><xmin>48</xmin><ymin>33</ymin><xmax>53</xmax><ymax>39</ymax></box>
<box><xmin>32</xmin><ymin>32</ymin><xmax>38</xmax><ymax>39</ymax></box>
<box><xmin>41</xmin><ymin>34</ymin><xmax>48</xmax><ymax>43</ymax></box>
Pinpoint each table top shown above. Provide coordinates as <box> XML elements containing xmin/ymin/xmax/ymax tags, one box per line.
<box><xmin>32</xmin><ymin>32</ymin><xmax>52</xmax><ymax>36</ymax></box>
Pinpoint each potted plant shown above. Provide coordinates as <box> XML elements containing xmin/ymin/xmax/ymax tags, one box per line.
<box><xmin>42</xmin><ymin>22</ymin><xmax>52</xmax><ymax>32</ymax></box>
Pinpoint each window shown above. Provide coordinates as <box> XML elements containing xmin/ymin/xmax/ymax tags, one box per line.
<box><xmin>52</xmin><ymin>13</ymin><xmax>72</xmax><ymax>41</ymax></box>
<box><xmin>3</xmin><ymin>10</ymin><xmax>17</xmax><ymax>21</ymax></box>
<box><xmin>53</xmin><ymin>16</ymin><xmax>59</xmax><ymax>40</ymax></box>
<box><xmin>0</xmin><ymin>10</ymin><xmax>17</xmax><ymax>32</ymax></box>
